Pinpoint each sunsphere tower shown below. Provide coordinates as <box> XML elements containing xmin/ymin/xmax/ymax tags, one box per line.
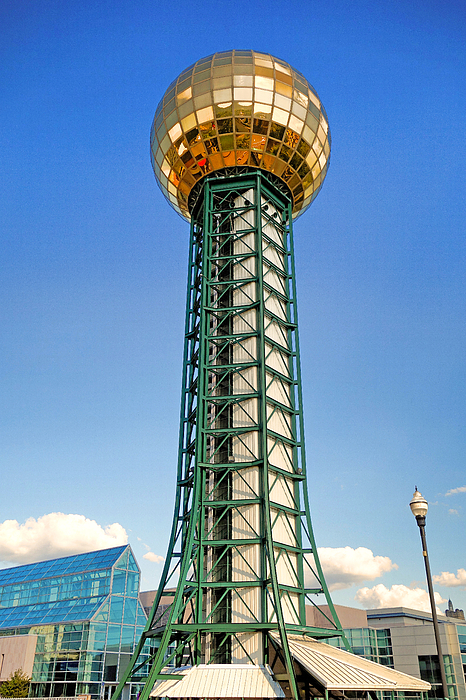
<box><xmin>113</xmin><ymin>50</ymin><xmax>400</xmax><ymax>700</ymax></box>
<box><xmin>112</xmin><ymin>51</ymin><xmax>433</xmax><ymax>700</ymax></box>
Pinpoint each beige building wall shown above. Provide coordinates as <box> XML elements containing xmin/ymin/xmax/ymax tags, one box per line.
<box><xmin>368</xmin><ymin>608</ymin><xmax>466</xmax><ymax>700</ymax></box>
<box><xmin>306</xmin><ymin>604</ymin><xmax>368</xmax><ymax>630</ymax></box>
<box><xmin>0</xmin><ymin>635</ymin><xmax>38</xmax><ymax>682</ymax></box>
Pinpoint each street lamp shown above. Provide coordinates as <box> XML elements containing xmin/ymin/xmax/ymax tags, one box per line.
<box><xmin>410</xmin><ymin>488</ymin><xmax>449</xmax><ymax>699</ymax></box>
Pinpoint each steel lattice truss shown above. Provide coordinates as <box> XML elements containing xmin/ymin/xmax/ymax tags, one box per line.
<box><xmin>113</xmin><ymin>171</ymin><xmax>347</xmax><ymax>700</ymax></box>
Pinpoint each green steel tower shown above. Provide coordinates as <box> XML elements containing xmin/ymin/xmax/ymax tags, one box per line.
<box><xmin>114</xmin><ymin>50</ymin><xmax>347</xmax><ymax>700</ymax></box>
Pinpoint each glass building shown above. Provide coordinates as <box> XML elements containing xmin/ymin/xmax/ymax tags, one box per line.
<box><xmin>0</xmin><ymin>546</ymin><xmax>152</xmax><ymax>700</ymax></box>
<box><xmin>324</xmin><ymin>607</ymin><xmax>466</xmax><ymax>700</ymax></box>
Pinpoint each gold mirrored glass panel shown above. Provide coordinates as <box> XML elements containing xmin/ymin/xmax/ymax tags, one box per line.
<box><xmin>150</xmin><ymin>50</ymin><xmax>331</xmax><ymax>220</ymax></box>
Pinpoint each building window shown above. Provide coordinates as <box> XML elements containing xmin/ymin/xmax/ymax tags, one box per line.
<box><xmin>418</xmin><ymin>654</ymin><xmax>457</xmax><ymax>700</ymax></box>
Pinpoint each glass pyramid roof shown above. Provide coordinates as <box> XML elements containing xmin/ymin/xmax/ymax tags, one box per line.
<box><xmin>0</xmin><ymin>546</ymin><xmax>127</xmax><ymax>586</ymax></box>
<box><xmin>0</xmin><ymin>546</ymin><xmax>132</xmax><ymax>630</ymax></box>
<box><xmin>0</xmin><ymin>595</ymin><xmax>108</xmax><ymax>628</ymax></box>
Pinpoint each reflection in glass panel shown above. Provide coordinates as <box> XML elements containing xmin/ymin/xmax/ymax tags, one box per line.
<box><xmin>136</xmin><ymin>602</ymin><xmax>148</xmax><ymax>626</ymax></box>
<box><xmin>106</xmin><ymin>624</ymin><xmax>121</xmax><ymax>651</ymax></box>
<box><xmin>88</xmin><ymin>625</ymin><xmax>107</xmax><ymax>651</ymax></box>
<box><xmin>234</xmin><ymin>74</ymin><xmax>253</xmax><ymax>86</ymax></box>
<box><xmin>92</xmin><ymin>600</ymin><xmax>109</xmax><ymax>623</ymax></box>
<box><xmin>215</xmin><ymin>104</ymin><xmax>233</xmax><ymax>119</ymax></box>
<box><xmin>235</xmin><ymin>103</ymin><xmax>252</xmax><ymax>117</ymax></box>
<box><xmin>213</xmin><ymin>76</ymin><xmax>232</xmax><ymax>89</ymax></box>
<box><xmin>220</xmin><ymin>135</ymin><xmax>234</xmax><ymax>150</ymax></box>
<box><xmin>234</xmin><ymin>87</ymin><xmax>253</xmax><ymax>101</ymax></box>
<box><xmin>193</xmin><ymin>68</ymin><xmax>210</xmax><ymax>81</ymax></box>
<box><xmin>217</xmin><ymin>118</ymin><xmax>233</xmax><ymax>134</ymax></box>
<box><xmin>125</xmin><ymin>572</ymin><xmax>138</xmax><ymax>598</ymax></box>
<box><xmin>120</xmin><ymin>626</ymin><xmax>134</xmax><ymax>653</ymax></box>
<box><xmin>276</xmin><ymin>82</ymin><xmax>292</xmax><ymax>98</ymax></box>
<box><xmin>110</xmin><ymin>596</ymin><xmax>124</xmax><ymax>623</ymax></box>
<box><xmin>236</xmin><ymin>135</ymin><xmax>250</xmax><ymax>150</ymax></box>
<box><xmin>255</xmin><ymin>76</ymin><xmax>274</xmax><ymax>91</ymax></box>
<box><xmin>111</xmin><ymin>571</ymin><xmax>126</xmax><ymax>595</ymax></box>
<box><xmin>123</xmin><ymin>598</ymin><xmax>137</xmax><ymax>625</ymax></box>
<box><xmin>193</xmin><ymin>81</ymin><xmax>210</xmax><ymax>98</ymax></box>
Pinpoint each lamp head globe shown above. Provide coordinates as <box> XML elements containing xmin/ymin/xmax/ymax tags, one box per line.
<box><xmin>150</xmin><ymin>50</ymin><xmax>331</xmax><ymax>221</ymax></box>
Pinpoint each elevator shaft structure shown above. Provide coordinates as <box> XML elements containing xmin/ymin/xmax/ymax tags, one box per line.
<box><xmin>112</xmin><ymin>170</ymin><xmax>346</xmax><ymax>700</ymax></box>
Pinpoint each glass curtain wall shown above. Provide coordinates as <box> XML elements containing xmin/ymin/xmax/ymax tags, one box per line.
<box><xmin>0</xmin><ymin>546</ymin><xmax>150</xmax><ymax>700</ymax></box>
<box><xmin>418</xmin><ymin>655</ymin><xmax>458</xmax><ymax>700</ymax></box>
<box><xmin>327</xmin><ymin>627</ymin><xmax>393</xmax><ymax>667</ymax></box>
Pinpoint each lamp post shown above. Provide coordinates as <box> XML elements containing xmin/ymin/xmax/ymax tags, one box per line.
<box><xmin>410</xmin><ymin>488</ymin><xmax>449</xmax><ymax>699</ymax></box>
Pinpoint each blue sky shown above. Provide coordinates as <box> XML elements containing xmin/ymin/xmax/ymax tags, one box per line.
<box><xmin>1</xmin><ymin>0</ymin><xmax>465</xmax><ymax>613</ymax></box>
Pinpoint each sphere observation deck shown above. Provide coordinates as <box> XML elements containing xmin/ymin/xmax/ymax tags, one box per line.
<box><xmin>150</xmin><ymin>50</ymin><xmax>331</xmax><ymax>220</ymax></box>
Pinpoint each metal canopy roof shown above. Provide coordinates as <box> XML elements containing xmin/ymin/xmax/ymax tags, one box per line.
<box><xmin>271</xmin><ymin>633</ymin><xmax>431</xmax><ymax>692</ymax></box>
<box><xmin>150</xmin><ymin>664</ymin><xmax>285</xmax><ymax>698</ymax></box>
<box><xmin>150</xmin><ymin>636</ymin><xmax>431</xmax><ymax>698</ymax></box>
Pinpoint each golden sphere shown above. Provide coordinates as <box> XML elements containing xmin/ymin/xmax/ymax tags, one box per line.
<box><xmin>150</xmin><ymin>50</ymin><xmax>331</xmax><ymax>220</ymax></box>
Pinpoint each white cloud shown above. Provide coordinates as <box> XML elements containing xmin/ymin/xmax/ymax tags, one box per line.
<box><xmin>313</xmin><ymin>547</ymin><xmax>397</xmax><ymax>591</ymax></box>
<box><xmin>448</xmin><ymin>509</ymin><xmax>459</xmax><ymax>516</ymax></box>
<box><xmin>433</xmin><ymin>569</ymin><xmax>466</xmax><ymax>588</ymax></box>
<box><xmin>445</xmin><ymin>486</ymin><xmax>466</xmax><ymax>496</ymax></box>
<box><xmin>355</xmin><ymin>584</ymin><xmax>446</xmax><ymax>613</ymax></box>
<box><xmin>0</xmin><ymin>513</ymin><xmax>127</xmax><ymax>565</ymax></box>
<box><xmin>143</xmin><ymin>552</ymin><xmax>164</xmax><ymax>564</ymax></box>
